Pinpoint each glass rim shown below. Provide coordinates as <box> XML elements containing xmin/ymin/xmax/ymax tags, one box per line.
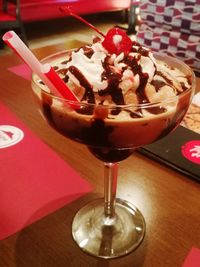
<box><xmin>32</xmin><ymin>50</ymin><xmax>196</xmax><ymax>109</ymax></box>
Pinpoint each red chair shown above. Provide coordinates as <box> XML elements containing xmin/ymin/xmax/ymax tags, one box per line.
<box><xmin>0</xmin><ymin>0</ymin><xmax>27</xmax><ymax>48</ymax></box>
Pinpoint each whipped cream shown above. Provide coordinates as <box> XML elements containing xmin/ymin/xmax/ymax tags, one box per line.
<box><xmin>66</xmin><ymin>47</ymin><xmax>107</xmax><ymax>91</ymax></box>
<box><xmin>48</xmin><ymin>37</ymin><xmax>191</xmax><ymax>107</ymax></box>
<box><xmin>65</xmin><ymin>39</ymin><xmax>157</xmax><ymax>101</ymax></box>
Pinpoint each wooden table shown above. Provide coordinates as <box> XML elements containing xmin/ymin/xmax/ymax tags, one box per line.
<box><xmin>0</xmin><ymin>42</ymin><xmax>200</xmax><ymax>267</ymax></box>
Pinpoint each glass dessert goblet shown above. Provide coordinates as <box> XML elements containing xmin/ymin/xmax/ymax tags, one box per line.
<box><xmin>32</xmin><ymin>51</ymin><xmax>195</xmax><ymax>259</ymax></box>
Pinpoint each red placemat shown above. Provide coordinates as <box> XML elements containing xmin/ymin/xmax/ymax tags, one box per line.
<box><xmin>8</xmin><ymin>63</ymin><xmax>32</xmax><ymax>81</ymax></box>
<box><xmin>182</xmin><ymin>247</ymin><xmax>200</xmax><ymax>267</ymax></box>
<box><xmin>0</xmin><ymin>101</ymin><xmax>92</xmax><ymax>240</ymax></box>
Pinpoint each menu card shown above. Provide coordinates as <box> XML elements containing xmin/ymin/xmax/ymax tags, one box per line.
<box><xmin>139</xmin><ymin>93</ymin><xmax>200</xmax><ymax>182</ymax></box>
<box><xmin>0</xmin><ymin>102</ymin><xmax>92</xmax><ymax>240</ymax></box>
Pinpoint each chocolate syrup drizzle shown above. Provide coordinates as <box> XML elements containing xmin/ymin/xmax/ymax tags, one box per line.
<box><xmin>68</xmin><ymin>65</ymin><xmax>95</xmax><ymax>104</ymax></box>
<box><xmin>99</xmin><ymin>56</ymin><xmax>125</xmax><ymax>106</ymax></box>
<box><xmin>60</xmin><ymin>41</ymin><xmax>188</xmax><ymax>117</ymax></box>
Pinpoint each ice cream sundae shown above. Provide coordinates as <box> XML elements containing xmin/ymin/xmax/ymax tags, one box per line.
<box><xmin>32</xmin><ymin>27</ymin><xmax>194</xmax><ymax>161</ymax></box>
<box><xmin>2</xmin><ymin>12</ymin><xmax>195</xmax><ymax>258</ymax></box>
<box><xmin>30</xmin><ymin>21</ymin><xmax>195</xmax><ymax>258</ymax></box>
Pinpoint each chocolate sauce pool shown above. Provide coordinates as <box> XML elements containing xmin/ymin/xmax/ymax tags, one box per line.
<box><xmin>41</xmin><ymin>93</ymin><xmax>134</xmax><ymax>162</ymax></box>
<box><xmin>40</xmin><ymin>92</ymin><xmax>179</xmax><ymax>162</ymax></box>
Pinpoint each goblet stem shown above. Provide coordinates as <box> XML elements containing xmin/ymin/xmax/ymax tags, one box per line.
<box><xmin>72</xmin><ymin>160</ymin><xmax>145</xmax><ymax>258</ymax></box>
<box><xmin>104</xmin><ymin>162</ymin><xmax>118</xmax><ymax>220</ymax></box>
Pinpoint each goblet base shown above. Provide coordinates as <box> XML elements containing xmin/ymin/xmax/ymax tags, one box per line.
<box><xmin>72</xmin><ymin>198</ymin><xmax>145</xmax><ymax>259</ymax></box>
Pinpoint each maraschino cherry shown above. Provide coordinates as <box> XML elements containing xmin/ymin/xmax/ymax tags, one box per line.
<box><xmin>60</xmin><ymin>7</ymin><xmax>133</xmax><ymax>55</ymax></box>
<box><xmin>102</xmin><ymin>27</ymin><xmax>132</xmax><ymax>55</ymax></box>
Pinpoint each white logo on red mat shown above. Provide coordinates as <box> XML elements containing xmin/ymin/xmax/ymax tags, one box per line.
<box><xmin>181</xmin><ymin>140</ymin><xmax>200</xmax><ymax>165</ymax></box>
<box><xmin>0</xmin><ymin>125</ymin><xmax>24</xmax><ymax>148</ymax></box>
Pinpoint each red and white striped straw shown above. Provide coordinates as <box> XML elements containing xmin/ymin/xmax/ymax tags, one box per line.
<box><xmin>2</xmin><ymin>31</ymin><xmax>79</xmax><ymax>102</ymax></box>
<box><xmin>41</xmin><ymin>64</ymin><xmax>78</xmax><ymax>101</ymax></box>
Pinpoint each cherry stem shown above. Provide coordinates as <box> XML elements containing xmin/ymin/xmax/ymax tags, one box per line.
<box><xmin>60</xmin><ymin>6</ymin><xmax>105</xmax><ymax>38</ymax></box>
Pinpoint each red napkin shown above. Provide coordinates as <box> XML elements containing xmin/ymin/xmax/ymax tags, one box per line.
<box><xmin>0</xmin><ymin>102</ymin><xmax>92</xmax><ymax>240</ymax></box>
<box><xmin>182</xmin><ymin>247</ymin><xmax>200</xmax><ymax>267</ymax></box>
<box><xmin>8</xmin><ymin>63</ymin><xmax>32</xmax><ymax>81</ymax></box>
